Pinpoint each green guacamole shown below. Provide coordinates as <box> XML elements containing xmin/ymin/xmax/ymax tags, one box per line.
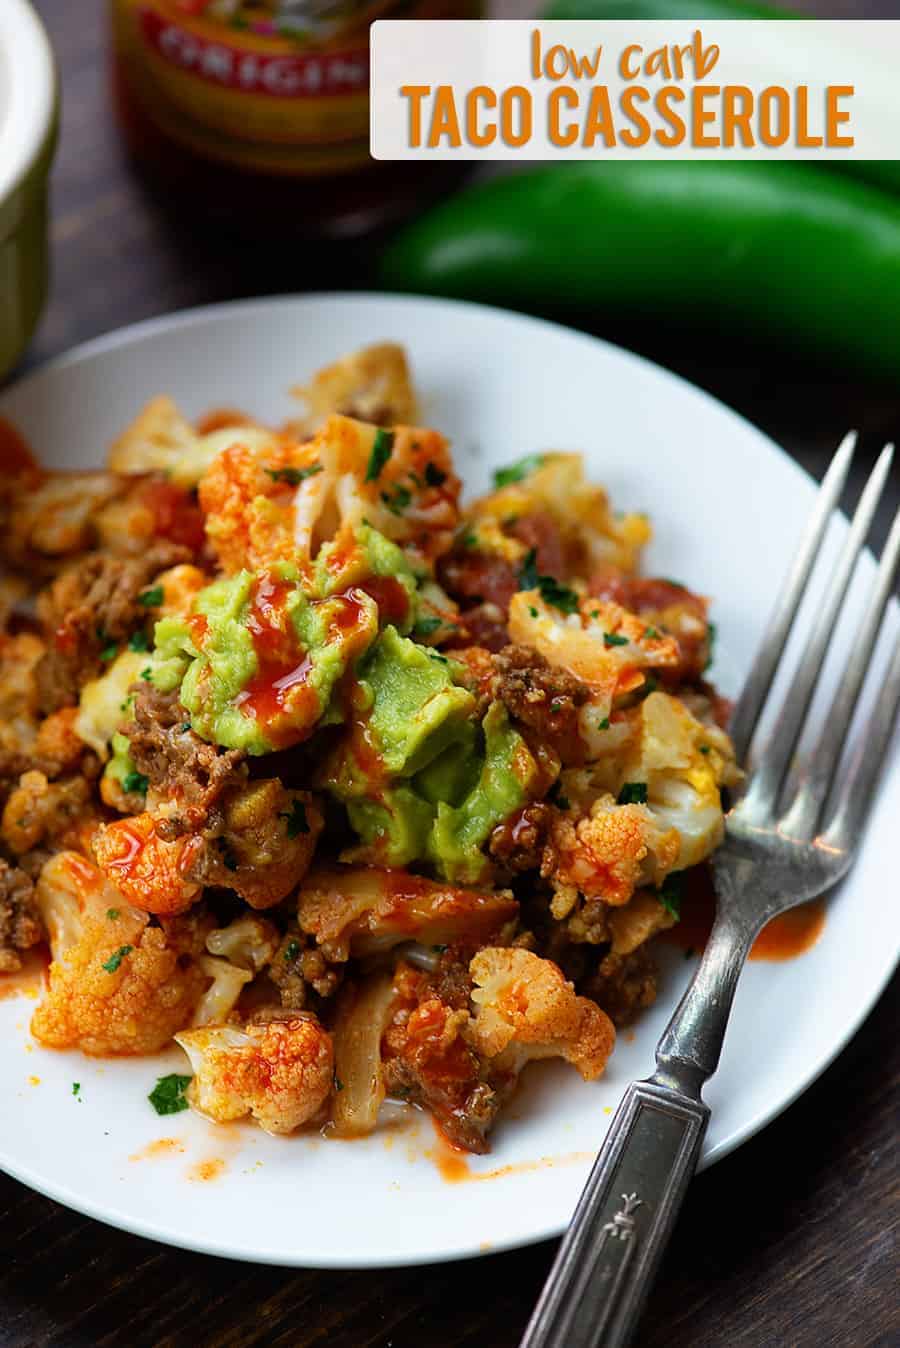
<box><xmin>141</xmin><ymin>522</ymin><xmax>533</xmax><ymax>876</ymax></box>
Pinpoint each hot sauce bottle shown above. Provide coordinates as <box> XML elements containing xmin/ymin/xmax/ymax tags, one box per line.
<box><xmin>109</xmin><ymin>0</ymin><xmax>477</xmax><ymax>237</ymax></box>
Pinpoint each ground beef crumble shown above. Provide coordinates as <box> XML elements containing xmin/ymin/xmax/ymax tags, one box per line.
<box><xmin>125</xmin><ymin>683</ymin><xmax>245</xmax><ymax>837</ymax></box>
<box><xmin>35</xmin><ymin>542</ymin><xmax>190</xmax><ymax>711</ymax></box>
<box><xmin>0</xmin><ymin>858</ymin><xmax>43</xmax><ymax>973</ymax></box>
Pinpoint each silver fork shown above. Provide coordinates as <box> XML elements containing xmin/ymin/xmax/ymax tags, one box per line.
<box><xmin>521</xmin><ymin>432</ymin><xmax>900</xmax><ymax>1348</ymax></box>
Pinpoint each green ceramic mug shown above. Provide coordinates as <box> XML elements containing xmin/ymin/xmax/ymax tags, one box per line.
<box><xmin>0</xmin><ymin>0</ymin><xmax>58</xmax><ymax>381</ymax></box>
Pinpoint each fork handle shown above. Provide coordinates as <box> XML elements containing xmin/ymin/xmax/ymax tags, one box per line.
<box><xmin>520</xmin><ymin>1077</ymin><xmax>709</xmax><ymax>1348</ymax></box>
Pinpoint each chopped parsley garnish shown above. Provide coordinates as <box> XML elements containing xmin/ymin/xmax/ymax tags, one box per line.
<box><xmin>459</xmin><ymin>530</ymin><xmax>478</xmax><ymax>549</ymax></box>
<box><xmin>529</xmin><ymin>606</ymin><xmax>539</xmax><ymax>619</ymax></box>
<box><xmin>138</xmin><ymin>586</ymin><xmax>164</xmax><ymax>608</ymax></box>
<box><xmin>699</xmin><ymin>744</ymin><xmax>710</xmax><ymax>755</ymax></box>
<box><xmin>413</xmin><ymin>616</ymin><xmax>443</xmax><ymax>638</ymax></box>
<box><xmin>280</xmin><ymin>799</ymin><xmax>309</xmax><ymax>838</ymax></box>
<box><xmin>148</xmin><ymin>1073</ymin><xmax>191</xmax><ymax>1116</ymax></box>
<box><xmin>72</xmin><ymin>1082</ymin><xmax>80</xmax><ymax>1097</ymax></box>
<box><xmin>120</xmin><ymin>694</ymin><xmax>135</xmax><ymax>714</ymax></box>
<box><xmin>518</xmin><ymin>549</ymin><xmax>579</xmax><ymax>615</ymax></box>
<box><xmin>106</xmin><ymin>908</ymin><xmax>120</xmax><ymax>921</ymax></box>
<box><xmin>180</xmin><ymin>722</ymin><xmax>191</xmax><ymax>732</ymax></box>
<box><xmin>549</xmin><ymin>698</ymin><xmax>564</xmax><ymax>715</ymax></box>
<box><xmin>493</xmin><ymin>453</ymin><xmax>545</xmax><ymax>489</ymax></box>
<box><xmin>265</xmin><ymin>463</ymin><xmax>323</xmax><ymax>486</ymax></box>
<box><xmin>643</xmin><ymin>626</ymin><xmax>659</xmax><ymax>639</ymax></box>
<box><xmin>424</xmin><ymin>461</ymin><xmax>446</xmax><ymax>487</ymax></box>
<box><xmin>598</xmin><ymin>717</ymin><xmax>610</xmax><ymax>730</ymax></box>
<box><xmin>641</xmin><ymin>675</ymin><xmax>659</xmax><ymax>698</ymax></box>
<box><xmin>98</xmin><ymin>633</ymin><xmax>117</xmax><ymax>665</ymax></box>
<box><xmin>603</xmin><ymin>632</ymin><xmax>629</xmax><ymax>648</ymax></box>
<box><xmin>101</xmin><ymin>945</ymin><xmax>133</xmax><ymax>974</ymax></box>
<box><xmin>123</xmin><ymin>771</ymin><xmax>149</xmax><ymax>796</ymax></box>
<box><xmin>381</xmin><ymin>484</ymin><xmax>412</xmax><ymax>516</ymax></box>
<box><xmin>284</xmin><ymin>939</ymin><xmax>300</xmax><ymax>963</ymax></box>
<box><xmin>365</xmin><ymin>428</ymin><xmax>394</xmax><ymax>482</ymax></box>
<box><xmin>617</xmin><ymin>782</ymin><xmax>648</xmax><ymax>806</ymax></box>
<box><xmin>590</xmin><ymin>609</ymin><xmax>600</xmax><ymax>619</ymax></box>
<box><xmin>128</xmin><ymin>630</ymin><xmax>150</xmax><ymax>653</ymax></box>
<box><xmin>140</xmin><ymin>666</ymin><xmax>153</xmax><ymax>681</ymax></box>
<box><xmin>659</xmin><ymin>872</ymin><xmax>684</xmax><ymax>921</ymax></box>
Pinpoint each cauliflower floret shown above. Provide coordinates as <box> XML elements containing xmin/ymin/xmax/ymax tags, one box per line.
<box><xmin>74</xmin><ymin>649</ymin><xmax>147</xmax><ymax>759</ymax></box>
<box><xmin>198</xmin><ymin>432</ymin><xmax>323</xmax><ymax>575</ymax></box>
<box><xmin>187</xmin><ymin>782</ymin><xmax>323</xmax><ymax>910</ymax></box>
<box><xmin>553</xmin><ymin>691</ymin><xmax>740</xmax><ymax>919</ymax></box>
<box><xmin>175</xmin><ymin>1016</ymin><xmax>334</xmax><ymax>1135</ymax></box>
<box><xmin>468</xmin><ymin>452</ymin><xmax>650</xmax><ymax>578</ymax></box>
<box><xmin>106</xmin><ymin>393</ymin><xmax>260</xmax><ymax>490</ymax></box>
<box><xmin>1</xmin><ymin>769</ymin><xmax>94</xmax><ymax>856</ymax></box>
<box><xmin>607</xmin><ymin>887</ymin><xmax>678</xmax><ymax>957</ymax></box>
<box><xmin>92</xmin><ymin>811</ymin><xmax>203</xmax><ymax>916</ymax></box>
<box><xmin>289</xmin><ymin>342</ymin><xmax>418</xmax><ymax>436</ymax></box>
<box><xmin>205</xmin><ymin>914</ymin><xmax>279</xmax><ymax>971</ymax></box>
<box><xmin>30</xmin><ymin>853</ymin><xmax>208</xmax><ymax>1055</ymax></box>
<box><xmin>0</xmin><ymin>632</ymin><xmax>44</xmax><ymax>760</ymax></box>
<box><xmin>191</xmin><ymin>914</ymin><xmax>281</xmax><ymax>1031</ymax></box>
<box><xmin>468</xmin><ymin>948</ymin><xmax>614</xmax><ymax>1081</ymax></box>
<box><xmin>33</xmin><ymin>851</ymin><xmax>98</xmax><ymax>958</ymax></box>
<box><xmin>199</xmin><ymin>414</ymin><xmax>460</xmax><ymax>576</ymax></box>
<box><xmin>191</xmin><ymin>955</ymin><xmax>253</xmax><ymax>1027</ymax></box>
<box><xmin>32</xmin><ymin>707</ymin><xmax>86</xmax><ymax>776</ymax></box>
<box><xmin>106</xmin><ymin>396</ymin><xmax>199</xmax><ymax>476</ymax></box>
<box><xmin>508</xmin><ymin>592</ymin><xmax>679</xmax><ymax>734</ymax></box>
<box><xmin>152</xmin><ymin>563</ymin><xmax>208</xmax><ymax>619</ymax></box>
<box><xmin>598</xmin><ymin>691</ymin><xmax>739</xmax><ymax>872</ymax></box>
<box><xmin>5</xmin><ymin>472</ymin><xmax>122</xmax><ymax>568</ymax></box>
<box><xmin>549</xmin><ymin>794</ymin><xmax>680</xmax><ymax>913</ymax></box>
<box><xmin>297</xmin><ymin>865</ymin><xmax>518</xmax><ymax>962</ymax></box>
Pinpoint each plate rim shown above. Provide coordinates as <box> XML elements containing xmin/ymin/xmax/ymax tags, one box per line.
<box><xmin>1</xmin><ymin>291</ymin><xmax>898</xmax><ymax>1268</ymax></box>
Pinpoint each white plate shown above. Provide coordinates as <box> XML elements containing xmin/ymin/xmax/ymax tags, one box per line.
<box><xmin>1</xmin><ymin>294</ymin><xmax>898</xmax><ymax>1268</ymax></box>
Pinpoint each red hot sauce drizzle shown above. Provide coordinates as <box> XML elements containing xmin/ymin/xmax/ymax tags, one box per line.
<box><xmin>234</xmin><ymin>577</ymin><xmax>378</xmax><ymax>752</ymax></box>
<box><xmin>663</xmin><ymin>864</ymin><xmax>826</xmax><ymax>961</ymax></box>
<box><xmin>235</xmin><ymin>573</ymin><xmax>317</xmax><ymax>750</ymax></box>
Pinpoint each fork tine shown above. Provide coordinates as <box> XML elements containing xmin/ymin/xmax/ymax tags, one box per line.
<box><xmin>741</xmin><ymin>442</ymin><xmax>894</xmax><ymax>819</ymax></box>
<box><xmin>784</xmin><ymin>501</ymin><xmax>900</xmax><ymax>838</ymax></box>
<box><xmin>729</xmin><ymin>431</ymin><xmax>857</xmax><ymax>761</ymax></box>
<box><xmin>824</xmin><ymin>627</ymin><xmax>900</xmax><ymax>855</ymax></box>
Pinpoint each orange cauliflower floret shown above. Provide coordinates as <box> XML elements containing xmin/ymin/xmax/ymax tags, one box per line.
<box><xmin>468</xmin><ymin>948</ymin><xmax>614</xmax><ymax>1081</ymax></box>
<box><xmin>198</xmin><ymin>434</ymin><xmax>321</xmax><ymax>575</ymax></box>
<box><xmin>92</xmin><ymin>812</ymin><xmax>203</xmax><ymax>916</ymax></box>
<box><xmin>549</xmin><ymin>794</ymin><xmax>680</xmax><ymax>913</ymax></box>
<box><xmin>30</xmin><ymin>853</ymin><xmax>208</xmax><ymax>1056</ymax></box>
<box><xmin>175</xmin><ymin>1017</ymin><xmax>334</xmax><ymax>1135</ymax></box>
<box><xmin>289</xmin><ymin>341</ymin><xmax>419</xmax><ymax>436</ymax></box>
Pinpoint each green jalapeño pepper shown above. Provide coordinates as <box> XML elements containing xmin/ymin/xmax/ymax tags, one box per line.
<box><xmin>540</xmin><ymin>0</ymin><xmax>900</xmax><ymax>198</ymax></box>
<box><xmin>379</xmin><ymin>161</ymin><xmax>900</xmax><ymax>383</ymax></box>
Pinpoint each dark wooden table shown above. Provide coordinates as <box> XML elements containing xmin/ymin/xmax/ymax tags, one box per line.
<box><xmin>3</xmin><ymin>4</ymin><xmax>898</xmax><ymax>1346</ymax></box>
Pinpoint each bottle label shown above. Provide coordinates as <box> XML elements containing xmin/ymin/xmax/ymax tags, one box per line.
<box><xmin>113</xmin><ymin>0</ymin><xmax>431</xmax><ymax>174</ymax></box>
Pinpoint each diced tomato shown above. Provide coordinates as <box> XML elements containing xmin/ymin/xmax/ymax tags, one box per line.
<box><xmin>138</xmin><ymin>479</ymin><xmax>206</xmax><ymax>553</ymax></box>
